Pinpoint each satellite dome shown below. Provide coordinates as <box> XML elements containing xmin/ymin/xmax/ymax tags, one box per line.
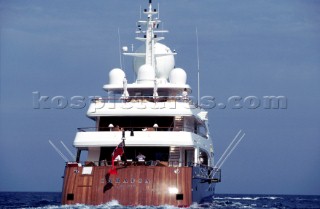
<box><xmin>134</xmin><ymin>43</ymin><xmax>175</xmax><ymax>81</ymax></box>
<box><xmin>169</xmin><ymin>68</ymin><xmax>187</xmax><ymax>84</ymax></box>
<box><xmin>109</xmin><ymin>68</ymin><xmax>125</xmax><ymax>85</ymax></box>
<box><xmin>137</xmin><ymin>64</ymin><xmax>155</xmax><ymax>84</ymax></box>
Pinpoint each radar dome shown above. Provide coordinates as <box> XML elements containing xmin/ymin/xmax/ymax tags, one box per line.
<box><xmin>109</xmin><ymin>68</ymin><xmax>125</xmax><ymax>85</ymax></box>
<box><xmin>137</xmin><ymin>64</ymin><xmax>155</xmax><ymax>84</ymax></box>
<box><xmin>169</xmin><ymin>68</ymin><xmax>187</xmax><ymax>84</ymax></box>
<box><xmin>134</xmin><ymin>43</ymin><xmax>175</xmax><ymax>81</ymax></box>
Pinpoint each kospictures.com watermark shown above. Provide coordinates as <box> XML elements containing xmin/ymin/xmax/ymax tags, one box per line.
<box><xmin>32</xmin><ymin>91</ymin><xmax>287</xmax><ymax>110</ymax></box>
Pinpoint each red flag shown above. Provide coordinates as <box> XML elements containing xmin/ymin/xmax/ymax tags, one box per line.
<box><xmin>109</xmin><ymin>141</ymin><xmax>125</xmax><ymax>175</ymax></box>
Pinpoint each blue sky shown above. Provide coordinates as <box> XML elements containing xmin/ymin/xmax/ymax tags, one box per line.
<box><xmin>1</xmin><ymin>0</ymin><xmax>319</xmax><ymax>195</ymax></box>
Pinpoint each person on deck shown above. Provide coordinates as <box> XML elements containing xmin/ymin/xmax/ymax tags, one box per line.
<box><xmin>182</xmin><ymin>88</ymin><xmax>188</xmax><ymax>100</ymax></box>
<box><xmin>136</xmin><ymin>153</ymin><xmax>146</xmax><ymax>161</ymax></box>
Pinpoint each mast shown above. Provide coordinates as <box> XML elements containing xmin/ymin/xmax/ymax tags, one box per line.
<box><xmin>145</xmin><ymin>0</ymin><xmax>155</xmax><ymax>68</ymax></box>
<box><xmin>123</xmin><ymin>0</ymin><xmax>171</xmax><ymax>77</ymax></box>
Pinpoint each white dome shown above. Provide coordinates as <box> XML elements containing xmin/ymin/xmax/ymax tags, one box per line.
<box><xmin>137</xmin><ymin>64</ymin><xmax>155</xmax><ymax>84</ymax></box>
<box><xmin>169</xmin><ymin>68</ymin><xmax>187</xmax><ymax>84</ymax></box>
<box><xmin>109</xmin><ymin>68</ymin><xmax>125</xmax><ymax>85</ymax></box>
<box><xmin>134</xmin><ymin>43</ymin><xmax>175</xmax><ymax>81</ymax></box>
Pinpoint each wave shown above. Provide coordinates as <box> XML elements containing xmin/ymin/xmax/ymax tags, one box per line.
<box><xmin>214</xmin><ymin>196</ymin><xmax>282</xmax><ymax>201</ymax></box>
<box><xmin>22</xmin><ymin>201</ymin><xmax>185</xmax><ymax>209</ymax></box>
<box><xmin>12</xmin><ymin>194</ymin><xmax>320</xmax><ymax>209</ymax></box>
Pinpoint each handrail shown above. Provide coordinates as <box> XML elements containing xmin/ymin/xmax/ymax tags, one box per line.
<box><xmin>76</xmin><ymin>126</ymin><xmax>207</xmax><ymax>138</ymax></box>
<box><xmin>66</xmin><ymin>160</ymin><xmax>170</xmax><ymax>167</ymax></box>
<box><xmin>65</xmin><ymin>160</ymin><xmax>218</xmax><ymax>170</ymax></box>
<box><xmin>77</xmin><ymin>127</ymin><xmax>97</xmax><ymax>132</ymax></box>
<box><xmin>91</xmin><ymin>95</ymin><xmax>193</xmax><ymax>104</ymax></box>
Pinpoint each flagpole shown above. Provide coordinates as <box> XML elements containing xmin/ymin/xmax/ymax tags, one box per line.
<box><xmin>122</xmin><ymin>130</ymin><xmax>127</xmax><ymax>164</ymax></box>
<box><xmin>109</xmin><ymin>130</ymin><xmax>127</xmax><ymax>174</ymax></box>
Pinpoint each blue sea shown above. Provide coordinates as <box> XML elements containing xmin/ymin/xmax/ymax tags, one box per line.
<box><xmin>0</xmin><ymin>192</ymin><xmax>319</xmax><ymax>209</ymax></box>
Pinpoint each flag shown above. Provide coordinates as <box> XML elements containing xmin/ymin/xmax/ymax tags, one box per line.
<box><xmin>112</xmin><ymin>141</ymin><xmax>124</xmax><ymax>162</ymax></box>
<box><xmin>109</xmin><ymin>140</ymin><xmax>125</xmax><ymax>175</ymax></box>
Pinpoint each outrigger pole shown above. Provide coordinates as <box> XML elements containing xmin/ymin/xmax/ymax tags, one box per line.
<box><xmin>49</xmin><ymin>140</ymin><xmax>69</xmax><ymax>162</ymax></box>
<box><xmin>60</xmin><ymin>140</ymin><xmax>76</xmax><ymax>161</ymax></box>
<box><xmin>214</xmin><ymin>130</ymin><xmax>246</xmax><ymax>172</ymax></box>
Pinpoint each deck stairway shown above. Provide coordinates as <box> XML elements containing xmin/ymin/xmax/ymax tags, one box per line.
<box><xmin>169</xmin><ymin>147</ymin><xmax>181</xmax><ymax>166</ymax></box>
<box><xmin>173</xmin><ymin>116</ymin><xmax>184</xmax><ymax>131</ymax></box>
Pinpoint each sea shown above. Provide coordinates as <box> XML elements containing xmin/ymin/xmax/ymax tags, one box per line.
<box><xmin>0</xmin><ymin>192</ymin><xmax>319</xmax><ymax>209</ymax></box>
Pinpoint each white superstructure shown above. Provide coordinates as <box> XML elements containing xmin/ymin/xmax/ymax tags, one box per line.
<box><xmin>73</xmin><ymin>0</ymin><xmax>214</xmax><ymax>169</ymax></box>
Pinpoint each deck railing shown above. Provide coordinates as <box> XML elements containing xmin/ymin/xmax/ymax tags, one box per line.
<box><xmin>67</xmin><ymin>160</ymin><xmax>178</xmax><ymax>167</ymax></box>
<box><xmin>66</xmin><ymin>160</ymin><xmax>214</xmax><ymax>168</ymax></box>
<box><xmin>76</xmin><ymin>126</ymin><xmax>207</xmax><ymax>138</ymax></box>
<box><xmin>78</xmin><ymin>126</ymin><xmax>192</xmax><ymax>132</ymax></box>
<box><xmin>91</xmin><ymin>95</ymin><xmax>195</xmax><ymax>104</ymax></box>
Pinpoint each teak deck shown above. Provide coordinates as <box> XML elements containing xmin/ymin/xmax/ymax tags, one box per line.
<box><xmin>62</xmin><ymin>165</ymin><xmax>192</xmax><ymax>206</ymax></box>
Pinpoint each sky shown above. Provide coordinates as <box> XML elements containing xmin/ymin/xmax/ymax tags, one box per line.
<box><xmin>0</xmin><ymin>0</ymin><xmax>320</xmax><ymax>195</ymax></box>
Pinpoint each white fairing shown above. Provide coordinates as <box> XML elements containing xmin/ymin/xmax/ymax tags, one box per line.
<box><xmin>136</xmin><ymin>64</ymin><xmax>155</xmax><ymax>84</ymax></box>
<box><xmin>169</xmin><ymin>68</ymin><xmax>187</xmax><ymax>84</ymax></box>
<box><xmin>109</xmin><ymin>68</ymin><xmax>125</xmax><ymax>85</ymax></box>
<box><xmin>134</xmin><ymin>43</ymin><xmax>175</xmax><ymax>82</ymax></box>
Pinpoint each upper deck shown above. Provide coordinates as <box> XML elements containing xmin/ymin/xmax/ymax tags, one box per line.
<box><xmin>86</xmin><ymin>95</ymin><xmax>205</xmax><ymax>117</ymax></box>
<box><xmin>74</xmin><ymin>130</ymin><xmax>208</xmax><ymax>147</ymax></box>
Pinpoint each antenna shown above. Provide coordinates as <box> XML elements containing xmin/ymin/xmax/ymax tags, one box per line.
<box><xmin>196</xmin><ymin>27</ymin><xmax>200</xmax><ymax>106</ymax></box>
<box><xmin>118</xmin><ymin>28</ymin><xmax>123</xmax><ymax>70</ymax></box>
<box><xmin>158</xmin><ymin>2</ymin><xmax>160</xmax><ymax>19</ymax></box>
